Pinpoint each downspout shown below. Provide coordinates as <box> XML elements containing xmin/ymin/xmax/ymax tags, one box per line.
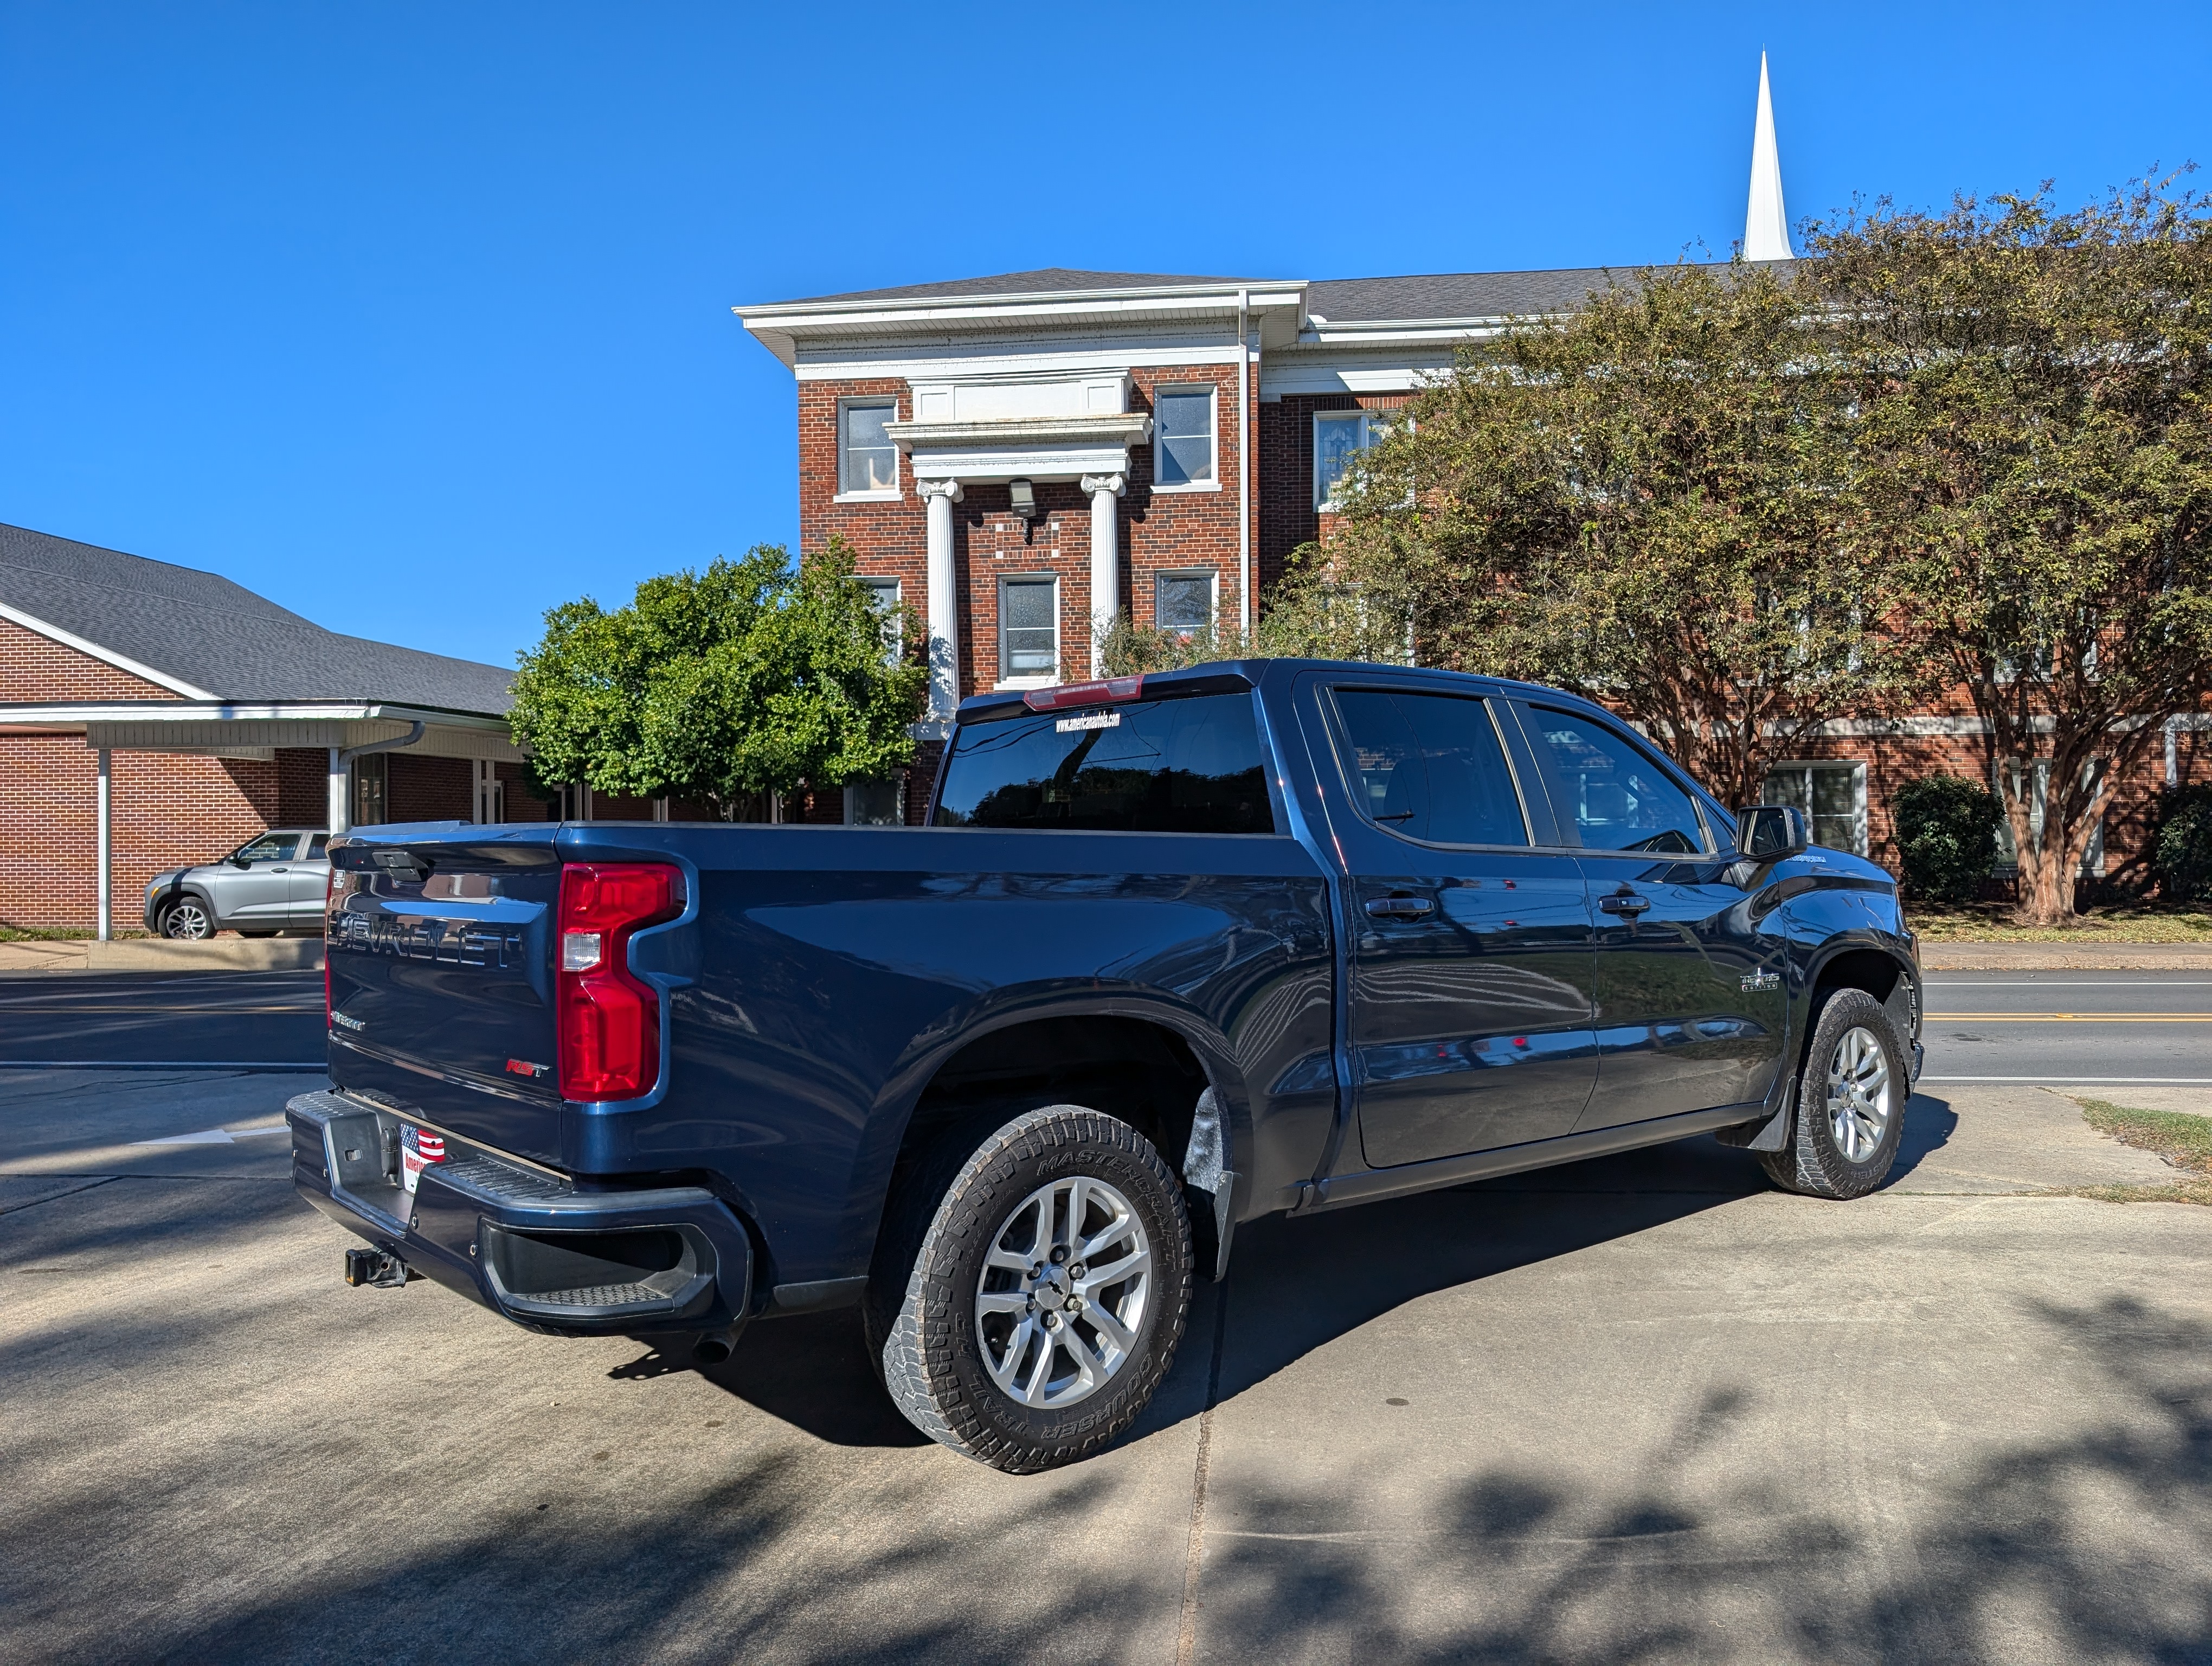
<box><xmin>329</xmin><ymin>721</ymin><xmax>427</xmax><ymax>836</ymax></box>
<box><xmin>1238</xmin><ymin>288</ymin><xmax>1252</xmax><ymax>640</ymax></box>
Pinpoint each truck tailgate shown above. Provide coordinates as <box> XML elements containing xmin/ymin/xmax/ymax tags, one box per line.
<box><xmin>325</xmin><ymin>830</ymin><xmax>564</xmax><ymax>1164</ymax></box>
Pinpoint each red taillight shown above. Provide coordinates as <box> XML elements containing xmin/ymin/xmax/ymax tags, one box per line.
<box><xmin>1021</xmin><ymin>675</ymin><xmax>1142</xmax><ymax>712</ymax></box>
<box><xmin>557</xmin><ymin>862</ymin><xmax>685</xmax><ymax>1102</ymax></box>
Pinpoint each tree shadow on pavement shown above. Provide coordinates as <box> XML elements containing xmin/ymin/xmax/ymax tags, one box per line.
<box><xmin>1190</xmin><ymin>1290</ymin><xmax>2212</xmax><ymax>1665</ymax></box>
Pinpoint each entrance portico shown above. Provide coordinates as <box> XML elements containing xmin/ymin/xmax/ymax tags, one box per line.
<box><xmin>889</xmin><ymin>375</ymin><xmax>1152</xmax><ymax>714</ymax></box>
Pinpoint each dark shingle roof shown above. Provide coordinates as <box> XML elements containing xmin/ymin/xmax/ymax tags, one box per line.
<box><xmin>0</xmin><ymin>523</ymin><xmax>514</xmax><ymax>715</ymax></box>
<box><xmin>757</xmin><ymin>267</ymin><xmax>1269</xmax><ymax>307</ymax></box>
<box><xmin>1308</xmin><ymin>260</ymin><xmax>1794</xmax><ymax>323</ymax></box>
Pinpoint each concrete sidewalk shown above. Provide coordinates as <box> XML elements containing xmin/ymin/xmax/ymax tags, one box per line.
<box><xmin>0</xmin><ymin>937</ymin><xmax>325</xmax><ymax>973</ymax></box>
<box><xmin>3</xmin><ymin>1074</ymin><xmax>2207</xmax><ymax>1664</ymax></box>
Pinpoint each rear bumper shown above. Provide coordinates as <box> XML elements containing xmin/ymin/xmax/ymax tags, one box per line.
<box><xmin>286</xmin><ymin>1088</ymin><xmax>753</xmax><ymax>1336</ymax></box>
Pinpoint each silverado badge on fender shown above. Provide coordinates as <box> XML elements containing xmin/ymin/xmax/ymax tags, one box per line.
<box><xmin>1740</xmin><ymin>970</ymin><xmax>1782</xmax><ymax>992</ymax></box>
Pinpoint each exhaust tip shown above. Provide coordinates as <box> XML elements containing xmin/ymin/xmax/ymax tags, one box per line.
<box><xmin>692</xmin><ymin>1335</ymin><xmax>733</xmax><ymax>1367</ymax></box>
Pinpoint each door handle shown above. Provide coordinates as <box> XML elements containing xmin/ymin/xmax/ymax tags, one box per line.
<box><xmin>272</xmin><ymin>866</ymin><xmax>290</xmax><ymax>872</ymax></box>
<box><xmin>1598</xmin><ymin>890</ymin><xmax>1650</xmax><ymax>915</ymax></box>
<box><xmin>1365</xmin><ymin>894</ymin><xmax>1435</xmax><ymax>920</ymax></box>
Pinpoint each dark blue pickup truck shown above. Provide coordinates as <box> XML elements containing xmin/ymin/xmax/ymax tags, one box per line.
<box><xmin>289</xmin><ymin>658</ymin><xmax>1922</xmax><ymax>1472</ymax></box>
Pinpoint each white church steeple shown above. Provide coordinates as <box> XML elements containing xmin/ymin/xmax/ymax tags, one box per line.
<box><xmin>1744</xmin><ymin>52</ymin><xmax>1792</xmax><ymax>261</ymax></box>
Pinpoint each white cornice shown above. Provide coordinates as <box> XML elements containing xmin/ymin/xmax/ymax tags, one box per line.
<box><xmin>738</xmin><ymin>282</ymin><xmax>1305</xmax><ymax>369</ymax></box>
<box><xmin>0</xmin><ymin>601</ymin><xmax>216</xmax><ymax>700</ymax></box>
<box><xmin>0</xmin><ymin>700</ymin><xmax>511</xmax><ymax>729</ymax></box>
<box><xmin>886</xmin><ymin>413</ymin><xmax>1152</xmax><ymax>453</ymax></box>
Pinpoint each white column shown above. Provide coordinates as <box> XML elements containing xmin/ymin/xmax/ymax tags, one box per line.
<box><xmin>328</xmin><ymin>746</ymin><xmax>350</xmax><ymax>836</ymax></box>
<box><xmin>917</xmin><ymin>478</ymin><xmax>964</xmax><ymax>720</ymax></box>
<box><xmin>1082</xmin><ymin>473</ymin><xmax>1126</xmax><ymax>676</ymax></box>
<box><xmin>95</xmin><ymin>747</ymin><xmax>112</xmax><ymax>942</ymax></box>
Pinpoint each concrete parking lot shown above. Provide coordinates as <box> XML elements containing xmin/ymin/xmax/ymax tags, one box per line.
<box><xmin>3</xmin><ymin>982</ymin><xmax>2209</xmax><ymax>1664</ymax></box>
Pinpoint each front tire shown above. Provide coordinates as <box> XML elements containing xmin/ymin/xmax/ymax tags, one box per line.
<box><xmin>158</xmin><ymin>899</ymin><xmax>213</xmax><ymax>940</ymax></box>
<box><xmin>867</xmin><ymin>1105</ymin><xmax>1193</xmax><ymax>1473</ymax></box>
<box><xmin>1761</xmin><ymin>988</ymin><xmax>1907</xmax><ymax>1200</ymax></box>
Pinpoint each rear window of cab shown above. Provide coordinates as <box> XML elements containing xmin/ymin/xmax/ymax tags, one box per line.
<box><xmin>934</xmin><ymin>691</ymin><xmax>1276</xmax><ymax>834</ymax></box>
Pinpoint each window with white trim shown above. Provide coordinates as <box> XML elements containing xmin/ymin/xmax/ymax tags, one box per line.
<box><xmin>1153</xmin><ymin>386</ymin><xmax>1216</xmax><ymax>488</ymax></box>
<box><xmin>472</xmin><ymin>759</ymin><xmax>505</xmax><ymax>825</ymax></box>
<box><xmin>858</xmin><ymin>574</ymin><xmax>902</xmax><ymax>664</ymax></box>
<box><xmin>1155</xmin><ymin>571</ymin><xmax>1216</xmax><ymax>639</ymax></box>
<box><xmin>1314</xmin><ymin>410</ymin><xmax>1386</xmax><ymax>510</ymax></box>
<box><xmin>1992</xmin><ymin>758</ymin><xmax>2105</xmax><ymax>874</ymax></box>
<box><xmin>838</xmin><ymin>399</ymin><xmax>900</xmax><ymax>496</ymax></box>
<box><xmin>844</xmin><ymin>777</ymin><xmax>905</xmax><ymax>826</ymax></box>
<box><xmin>999</xmin><ymin>575</ymin><xmax>1059</xmax><ymax>683</ymax></box>
<box><xmin>1761</xmin><ymin>761</ymin><xmax>1868</xmax><ymax>856</ymax></box>
<box><xmin>352</xmin><ymin>754</ymin><xmax>388</xmax><ymax>827</ymax></box>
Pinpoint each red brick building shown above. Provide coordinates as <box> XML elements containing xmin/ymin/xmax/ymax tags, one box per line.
<box><xmin>737</xmin><ymin>267</ymin><xmax>2204</xmax><ymax>891</ymax></box>
<box><xmin>0</xmin><ymin>523</ymin><xmax>541</xmax><ymax>933</ymax></box>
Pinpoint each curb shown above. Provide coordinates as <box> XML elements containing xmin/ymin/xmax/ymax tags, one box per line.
<box><xmin>1919</xmin><ymin>942</ymin><xmax>2212</xmax><ymax>972</ymax></box>
<box><xmin>0</xmin><ymin>938</ymin><xmax>325</xmax><ymax>973</ymax></box>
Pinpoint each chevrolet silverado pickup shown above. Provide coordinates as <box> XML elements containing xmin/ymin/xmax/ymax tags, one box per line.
<box><xmin>288</xmin><ymin>658</ymin><xmax>1923</xmax><ymax>1472</ymax></box>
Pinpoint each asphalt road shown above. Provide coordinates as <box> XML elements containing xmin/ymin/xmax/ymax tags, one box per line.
<box><xmin>4</xmin><ymin>967</ymin><xmax>2208</xmax><ymax>1086</ymax></box>
<box><xmin>0</xmin><ymin>972</ymin><xmax>325</xmax><ymax>1068</ymax></box>
<box><xmin>1921</xmin><ymin>970</ymin><xmax>2212</xmax><ymax>1085</ymax></box>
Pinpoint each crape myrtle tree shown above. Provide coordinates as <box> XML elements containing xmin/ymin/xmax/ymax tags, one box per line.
<box><xmin>1322</xmin><ymin>259</ymin><xmax>1917</xmax><ymax>811</ymax></box>
<box><xmin>1814</xmin><ymin>180</ymin><xmax>2212</xmax><ymax>923</ymax></box>
<box><xmin>510</xmin><ymin>539</ymin><xmax>927</xmax><ymax>817</ymax></box>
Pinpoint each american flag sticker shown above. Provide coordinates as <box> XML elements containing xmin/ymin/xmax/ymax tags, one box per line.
<box><xmin>399</xmin><ymin>1126</ymin><xmax>447</xmax><ymax>1194</ymax></box>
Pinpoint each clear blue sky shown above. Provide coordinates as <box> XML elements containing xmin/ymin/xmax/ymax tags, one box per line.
<box><xmin>3</xmin><ymin>3</ymin><xmax>2205</xmax><ymax>668</ymax></box>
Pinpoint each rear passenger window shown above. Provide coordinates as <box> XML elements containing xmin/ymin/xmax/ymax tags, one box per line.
<box><xmin>1334</xmin><ymin>690</ymin><xmax>1528</xmax><ymax>847</ymax></box>
<box><xmin>1525</xmin><ymin>708</ymin><xmax>1708</xmax><ymax>854</ymax></box>
<box><xmin>306</xmin><ymin>835</ymin><xmax>329</xmax><ymax>859</ymax></box>
<box><xmin>935</xmin><ymin>692</ymin><xmax>1275</xmax><ymax>834</ymax></box>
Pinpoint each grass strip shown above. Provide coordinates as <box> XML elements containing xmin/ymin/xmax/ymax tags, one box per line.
<box><xmin>2061</xmin><ymin>1098</ymin><xmax>2212</xmax><ymax>1206</ymax></box>
<box><xmin>1909</xmin><ymin>906</ymin><xmax>2212</xmax><ymax>944</ymax></box>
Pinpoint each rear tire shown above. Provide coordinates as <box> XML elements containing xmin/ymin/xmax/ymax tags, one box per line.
<box><xmin>158</xmin><ymin>899</ymin><xmax>213</xmax><ymax>940</ymax></box>
<box><xmin>1760</xmin><ymin>988</ymin><xmax>1907</xmax><ymax>1200</ymax></box>
<box><xmin>865</xmin><ymin>1105</ymin><xmax>1192</xmax><ymax>1473</ymax></box>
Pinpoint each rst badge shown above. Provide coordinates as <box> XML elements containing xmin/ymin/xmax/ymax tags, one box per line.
<box><xmin>1740</xmin><ymin>970</ymin><xmax>1782</xmax><ymax>993</ymax></box>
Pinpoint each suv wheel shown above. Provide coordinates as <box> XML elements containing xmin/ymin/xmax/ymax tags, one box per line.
<box><xmin>866</xmin><ymin>1105</ymin><xmax>1193</xmax><ymax>1473</ymax></box>
<box><xmin>158</xmin><ymin>899</ymin><xmax>213</xmax><ymax>940</ymax></box>
<box><xmin>1761</xmin><ymin>988</ymin><xmax>1907</xmax><ymax>1200</ymax></box>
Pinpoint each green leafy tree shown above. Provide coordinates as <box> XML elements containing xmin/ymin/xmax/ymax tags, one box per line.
<box><xmin>1815</xmin><ymin>179</ymin><xmax>2212</xmax><ymax>922</ymax></box>
<box><xmin>1323</xmin><ymin>259</ymin><xmax>1917</xmax><ymax>810</ymax></box>
<box><xmin>510</xmin><ymin>540</ymin><xmax>925</xmax><ymax>814</ymax></box>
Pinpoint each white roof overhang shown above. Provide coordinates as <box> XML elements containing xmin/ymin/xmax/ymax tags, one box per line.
<box><xmin>887</xmin><ymin>412</ymin><xmax>1154</xmax><ymax>484</ymax></box>
<box><xmin>736</xmin><ymin>282</ymin><xmax>1309</xmax><ymax>368</ymax></box>
<box><xmin>0</xmin><ymin>702</ymin><xmax>521</xmax><ymax>761</ymax></box>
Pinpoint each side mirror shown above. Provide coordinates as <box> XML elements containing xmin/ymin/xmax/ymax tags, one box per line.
<box><xmin>1737</xmin><ymin>804</ymin><xmax>1810</xmax><ymax>862</ymax></box>
<box><xmin>229</xmin><ymin>855</ymin><xmax>253</xmax><ymax>869</ymax></box>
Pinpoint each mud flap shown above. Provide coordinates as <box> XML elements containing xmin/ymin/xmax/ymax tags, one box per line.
<box><xmin>1715</xmin><ymin>1080</ymin><xmax>1796</xmax><ymax>1153</ymax></box>
<box><xmin>1181</xmin><ymin>1088</ymin><xmax>1238</xmax><ymax>1281</ymax></box>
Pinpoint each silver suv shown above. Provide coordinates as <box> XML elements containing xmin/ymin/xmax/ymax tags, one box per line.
<box><xmin>144</xmin><ymin>829</ymin><xmax>332</xmax><ymax>939</ymax></box>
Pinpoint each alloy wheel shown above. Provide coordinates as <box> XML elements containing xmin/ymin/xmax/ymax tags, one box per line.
<box><xmin>162</xmin><ymin>901</ymin><xmax>212</xmax><ymax>940</ymax></box>
<box><xmin>1824</xmin><ymin>1024</ymin><xmax>1893</xmax><ymax>1163</ymax></box>
<box><xmin>973</xmin><ymin>1173</ymin><xmax>1153</xmax><ymax>1410</ymax></box>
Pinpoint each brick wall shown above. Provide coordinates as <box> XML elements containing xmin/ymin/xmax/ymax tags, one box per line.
<box><xmin>0</xmin><ymin>615</ymin><xmax>177</xmax><ymax>700</ymax></box>
<box><xmin>0</xmin><ymin>736</ymin><xmax>283</xmax><ymax>931</ymax></box>
<box><xmin>799</xmin><ymin>361</ymin><xmax>1253</xmax><ymax>823</ymax></box>
<box><xmin>1257</xmin><ymin>392</ymin><xmax>1412</xmax><ymax>594</ymax></box>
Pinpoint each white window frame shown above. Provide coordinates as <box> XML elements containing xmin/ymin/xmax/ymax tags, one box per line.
<box><xmin>1993</xmin><ymin>758</ymin><xmax>2106</xmax><ymax>875</ymax></box>
<box><xmin>1151</xmin><ymin>383</ymin><xmax>1219</xmax><ymax>493</ymax></box>
<box><xmin>1154</xmin><ymin>569</ymin><xmax>1218</xmax><ymax>639</ymax></box>
<box><xmin>857</xmin><ymin>574</ymin><xmax>902</xmax><ymax>665</ymax></box>
<box><xmin>1761</xmin><ymin>760</ymin><xmax>1869</xmax><ymax>856</ymax></box>
<box><xmin>1314</xmin><ymin>409</ymin><xmax>1387</xmax><ymax>511</ymax></box>
<box><xmin>996</xmin><ymin>572</ymin><xmax>1061</xmax><ymax>689</ymax></box>
<box><xmin>843</xmin><ymin>774</ymin><xmax>907</xmax><ymax>826</ymax></box>
<box><xmin>834</xmin><ymin>396</ymin><xmax>903</xmax><ymax>501</ymax></box>
<box><xmin>472</xmin><ymin>759</ymin><xmax>505</xmax><ymax>825</ymax></box>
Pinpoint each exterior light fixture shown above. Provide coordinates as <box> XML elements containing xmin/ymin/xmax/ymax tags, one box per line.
<box><xmin>1008</xmin><ymin>479</ymin><xmax>1039</xmax><ymax>521</ymax></box>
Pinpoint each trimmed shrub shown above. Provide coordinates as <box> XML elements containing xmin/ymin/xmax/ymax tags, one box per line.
<box><xmin>1892</xmin><ymin>774</ymin><xmax>2003</xmax><ymax>904</ymax></box>
<box><xmin>2155</xmin><ymin>786</ymin><xmax>2212</xmax><ymax>905</ymax></box>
